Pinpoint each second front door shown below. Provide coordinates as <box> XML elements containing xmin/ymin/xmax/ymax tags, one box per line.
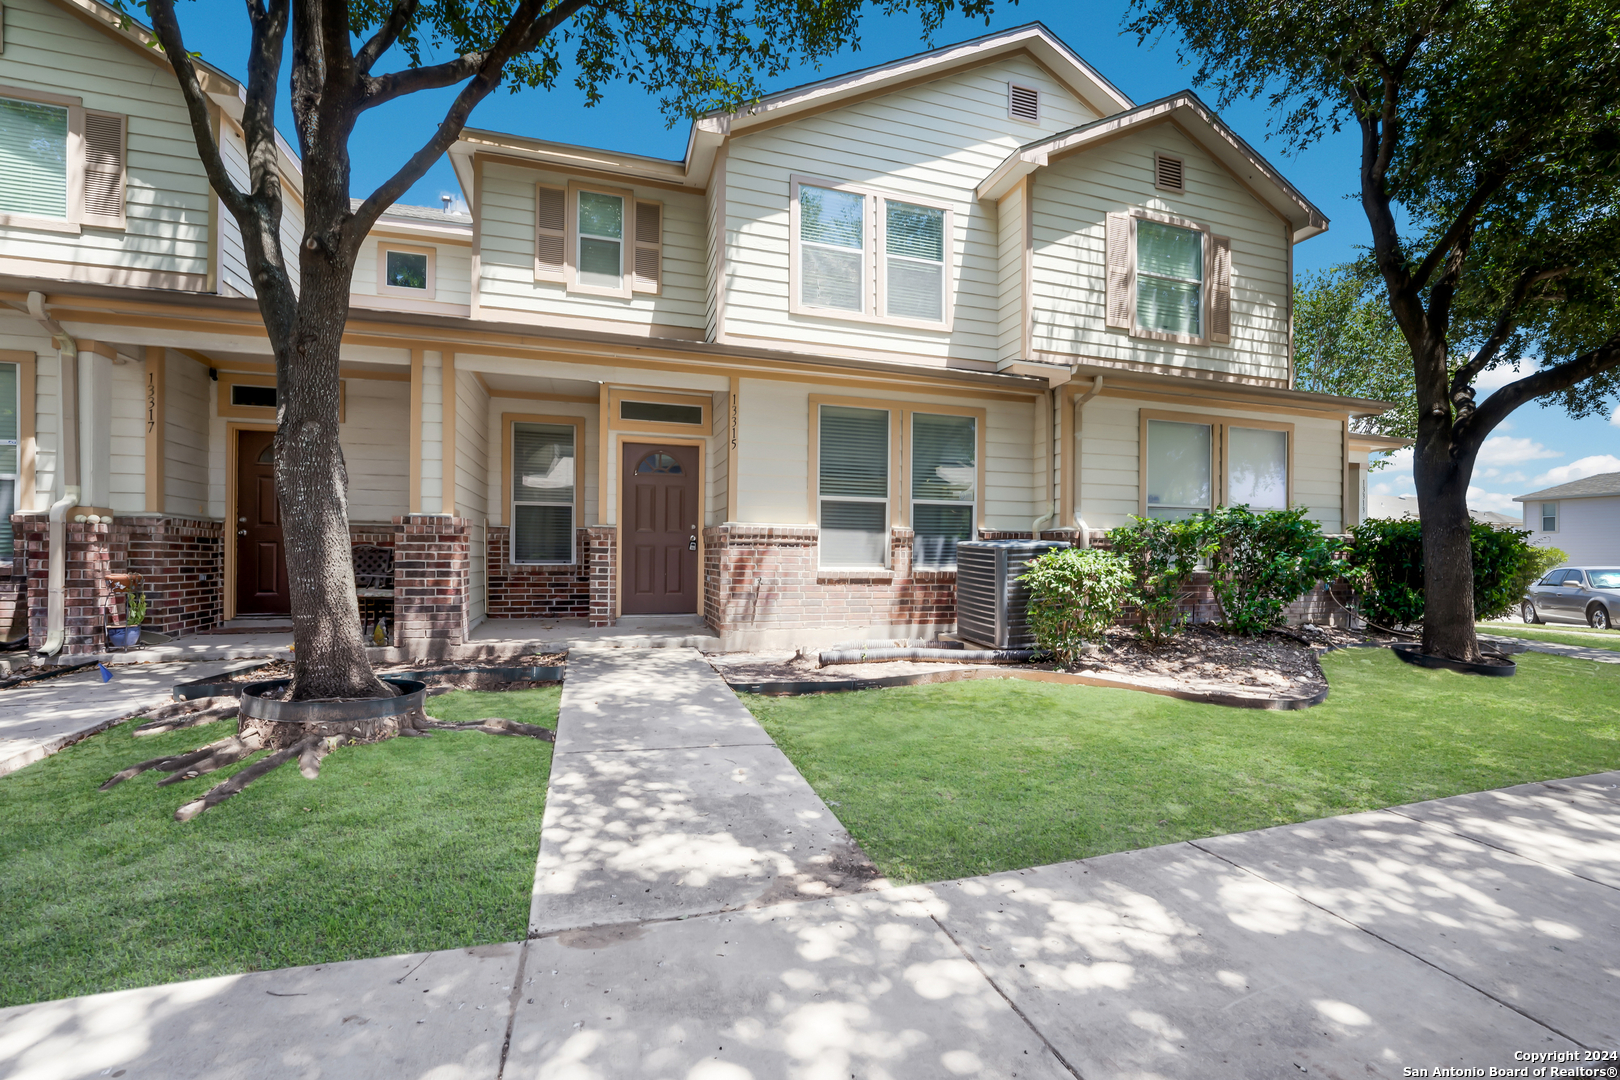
<box><xmin>621</xmin><ymin>442</ymin><xmax>699</xmax><ymax>615</ymax></box>
<box><xmin>235</xmin><ymin>429</ymin><xmax>291</xmax><ymax>615</ymax></box>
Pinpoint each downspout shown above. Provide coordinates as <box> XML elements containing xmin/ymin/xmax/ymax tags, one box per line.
<box><xmin>26</xmin><ymin>292</ymin><xmax>80</xmax><ymax>657</ymax></box>
<box><xmin>1031</xmin><ymin>386</ymin><xmax>1057</xmax><ymax>540</ymax></box>
<box><xmin>1069</xmin><ymin>375</ymin><xmax>1104</xmax><ymax>547</ymax></box>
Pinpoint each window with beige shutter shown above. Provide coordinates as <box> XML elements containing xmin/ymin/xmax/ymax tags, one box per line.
<box><xmin>81</xmin><ymin>110</ymin><xmax>126</xmax><ymax>227</ymax></box>
<box><xmin>1209</xmin><ymin>235</ymin><xmax>1232</xmax><ymax>342</ymax></box>
<box><xmin>632</xmin><ymin>200</ymin><xmax>661</xmax><ymax>293</ymax></box>
<box><xmin>534</xmin><ymin>184</ymin><xmax>565</xmax><ymax>280</ymax></box>
<box><xmin>1105</xmin><ymin>211</ymin><xmax>1233</xmax><ymax>343</ymax></box>
<box><xmin>1104</xmin><ymin>212</ymin><xmax>1133</xmax><ymax>329</ymax></box>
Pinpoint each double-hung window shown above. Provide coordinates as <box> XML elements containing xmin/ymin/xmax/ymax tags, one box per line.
<box><xmin>0</xmin><ymin>96</ymin><xmax>68</xmax><ymax>220</ymax></box>
<box><xmin>576</xmin><ymin>190</ymin><xmax>625</xmax><ymax>290</ymax></box>
<box><xmin>818</xmin><ymin>405</ymin><xmax>889</xmax><ymax>568</ymax></box>
<box><xmin>1144</xmin><ymin>419</ymin><xmax>1213</xmax><ymax>520</ymax></box>
<box><xmin>911</xmin><ymin>412</ymin><xmax>976</xmax><ymax>569</ymax></box>
<box><xmin>512</xmin><ymin>422</ymin><xmax>576</xmax><ymax>563</ymax></box>
<box><xmin>794</xmin><ymin>178</ymin><xmax>952</xmax><ymax>328</ymax></box>
<box><xmin>0</xmin><ymin>362</ymin><xmax>17</xmax><ymax>555</ymax></box>
<box><xmin>1541</xmin><ymin>502</ymin><xmax>1559</xmax><ymax>532</ymax></box>
<box><xmin>1136</xmin><ymin>219</ymin><xmax>1204</xmax><ymax>336</ymax></box>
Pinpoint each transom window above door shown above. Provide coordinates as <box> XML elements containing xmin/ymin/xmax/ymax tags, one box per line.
<box><xmin>792</xmin><ymin>177</ymin><xmax>953</xmax><ymax>330</ymax></box>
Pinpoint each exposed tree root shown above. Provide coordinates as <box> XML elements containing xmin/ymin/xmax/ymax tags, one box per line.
<box><xmin>175</xmin><ymin>737</ymin><xmax>320</xmax><ymax>822</ymax></box>
<box><xmin>133</xmin><ymin>698</ymin><xmax>240</xmax><ymax>736</ymax></box>
<box><xmin>421</xmin><ymin>717</ymin><xmax>556</xmax><ymax>742</ymax></box>
<box><xmin>154</xmin><ymin>735</ymin><xmax>264</xmax><ymax>786</ymax></box>
<box><xmin>99</xmin><ymin>735</ymin><xmax>246</xmax><ymax>791</ymax></box>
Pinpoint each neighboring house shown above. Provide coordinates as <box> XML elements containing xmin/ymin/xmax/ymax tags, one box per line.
<box><xmin>1364</xmin><ymin>494</ymin><xmax>1521</xmax><ymax>527</ymax></box>
<box><xmin>1514</xmin><ymin>473</ymin><xmax>1620</xmax><ymax>565</ymax></box>
<box><xmin>0</xmin><ymin>0</ymin><xmax>1397</xmax><ymax>653</ymax></box>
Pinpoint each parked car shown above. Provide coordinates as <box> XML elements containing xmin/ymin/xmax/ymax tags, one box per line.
<box><xmin>1521</xmin><ymin>567</ymin><xmax>1620</xmax><ymax>629</ymax></box>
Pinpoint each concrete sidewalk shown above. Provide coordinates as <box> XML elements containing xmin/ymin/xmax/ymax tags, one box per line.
<box><xmin>527</xmin><ymin>648</ymin><xmax>879</xmax><ymax>935</ymax></box>
<box><xmin>1480</xmin><ymin>631</ymin><xmax>1620</xmax><ymax>664</ymax></box>
<box><xmin>0</xmin><ymin>659</ymin><xmax>248</xmax><ymax>777</ymax></box>
<box><xmin>4</xmin><ymin>771</ymin><xmax>1615</xmax><ymax>1079</ymax></box>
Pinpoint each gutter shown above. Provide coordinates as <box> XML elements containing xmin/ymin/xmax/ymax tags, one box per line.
<box><xmin>26</xmin><ymin>292</ymin><xmax>80</xmax><ymax>658</ymax></box>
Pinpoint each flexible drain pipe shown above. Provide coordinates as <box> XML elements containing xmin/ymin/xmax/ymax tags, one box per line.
<box><xmin>39</xmin><ymin>492</ymin><xmax>80</xmax><ymax>657</ymax></box>
<box><xmin>1069</xmin><ymin>375</ymin><xmax>1104</xmax><ymax>547</ymax></box>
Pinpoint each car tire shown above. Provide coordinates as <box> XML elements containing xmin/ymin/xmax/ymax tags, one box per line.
<box><xmin>1522</xmin><ymin>600</ymin><xmax>1541</xmax><ymax>624</ymax></box>
<box><xmin>1590</xmin><ymin>604</ymin><xmax>1611</xmax><ymax>631</ymax></box>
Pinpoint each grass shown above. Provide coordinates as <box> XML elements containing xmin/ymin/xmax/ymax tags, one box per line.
<box><xmin>0</xmin><ymin>687</ymin><xmax>558</xmax><ymax>1008</ymax></box>
<box><xmin>1478</xmin><ymin>623</ymin><xmax>1620</xmax><ymax>651</ymax></box>
<box><xmin>745</xmin><ymin>649</ymin><xmax>1620</xmax><ymax>884</ymax></box>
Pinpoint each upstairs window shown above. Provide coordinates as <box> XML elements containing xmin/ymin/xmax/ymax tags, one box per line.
<box><xmin>512</xmin><ymin>422</ymin><xmax>577</xmax><ymax>564</ymax></box>
<box><xmin>911</xmin><ymin>412</ymin><xmax>976</xmax><ymax>569</ymax></box>
<box><xmin>576</xmin><ymin>190</ymin><xmax>624</xmax><ymax>290</ymax></box>
<box><xmin>376</xmin><ymin>243</ymin><xmax>436</xmax><ymax>299</ymax></box>
<box><xmin>793</xmin><ymin>177</ymin><xmax>953</xmax><ymax>328</ymax></box>
<box><xmin>818</xmin><ymin>404</ymin><xmax>890</xmax><ymax>569</ymax></box>
<box><xmin>1136</xmin><ymin>220</ymin><xmax>1204</xmax><ymax>336</ymax></box>
<box><xmin>0</xmin><ymin>97</ymin><xmax>68</xmax><ymax>220</ymax></box>
<box><xmin>1106</xmin><ymin>211</ymin><xmax>1232</xmax><ymax>344</ymax></box>
<box><xmin>1541</xmin><ymin>502</ymin><xmax>1559</xmax><ymax>532</ymax></box>
<box><xmin>0</xmin><ymin>90</ymin><xmax>124</xmax><ymax>228</ymax></box>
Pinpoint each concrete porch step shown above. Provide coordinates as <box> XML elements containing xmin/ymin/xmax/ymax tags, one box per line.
<box><xmin>213</xmin><ymin>618</ymin><xmax>295</xmax><ymax>635</ymax></box>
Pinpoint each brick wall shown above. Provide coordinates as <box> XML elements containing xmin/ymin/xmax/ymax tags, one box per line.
<box><xmin>702</xmin><ymin>524</ymin><xmax>956</xmax><ymax>638</ymax></box>
<box><xmin>16</xmin><ymin>514</ymin><xmax>115</xmax><ymax>655</ymax></box>
<box><xmin>0</xmin><ymin>554</ymin><xmax>23</xmax><ymax>642</ymax></box>
<box><xmin>110</xmin><ymin>516</ymin><xmax>225</xmax><ymax>638</ymax></box>
<box><xmin>486</xmin><ymin>526</ymin><xmax>591</xmax><ymax>619</ymax></box>
<box><xmin>584</xmin><ymin>527</ymin><xmax>617</xmax><ymax>627</ymax></box>
<box><xmin>349</xmin><ymin>523</ymin><xmax>396</xmax><ymax>550</ymax></box>
<box><xmin>392</xmin><ymin>514</ymin><xmax>469</xmax><ymax>646</ymax></box>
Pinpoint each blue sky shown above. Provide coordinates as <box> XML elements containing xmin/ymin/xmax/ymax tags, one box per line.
<box><xmin>171</xmin><ymin>0</ymin><xmax>1618</xmax><ymax>507</ymax></box>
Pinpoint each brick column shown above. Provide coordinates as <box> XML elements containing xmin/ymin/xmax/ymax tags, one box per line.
<box><xmin>111</xmin><ymin>516</ymin><xmax>225</xmax><ymax>638</ymax></box>
<box><xmin>583</xmin><ymin>526</ymin><xmax>617</xmax><ymax>627</ymax></box>
<box><xmin>392</xmin><ymin>514</ymin><xmax>470</xmax><ymax>647</ymax></box>
<box><xmin>17</xmin><ymin>513</ymin><xmax>115</xmax><ymax>655</ymax></box>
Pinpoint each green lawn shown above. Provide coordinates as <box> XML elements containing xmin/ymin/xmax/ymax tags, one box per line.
<box><xmin>0</xmin><ymin>687</ymin><xmax>557</xmax><ymax>1008</ymax></box>
<box><xmin>1478</xmin><ymin>623</ymin><xmax>1620</xmax><ymax>651</ymax></box>
<box><xmin>745</xmin><ymin>649</ymin><xmax>1620</xmax><ymax>884</ymax></box>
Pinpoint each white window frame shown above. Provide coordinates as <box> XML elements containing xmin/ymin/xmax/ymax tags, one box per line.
<box><xmin>0</xmin><ymin>84</ymin><xmax>84</xmax><ymax>234</ymax></box>
<box><xmin>812</xmin><ymin>399</ymin><xmax>895</xmax><ymax>571</ymax></box>
<box><xmin>908</xmin><ymin>409</ymin><xmax>980</xmax><ymax>571</ymax></box>
<box><xmin>1541</xmin><ymin>501</ymin><xmax>1559</xmax><ymax>532</ymax></box>
<box><xmin>788</xmin><ymin>174</ymin><xmax>954</xmax><ymax>331</ymax></box>
<box><xmin>566</xmin><ymin>181</ymin><xmax>633</xmax><ymax>299</ymax></box>
<box><xmin>509</xmin><ymin>418</ymin><xmax>580</xmax><ymax>566</ymax></box>
<box><xmin>375</xmin><ymin>241</ymin><xmax>437</xmax><ymax>299</ymax></box>
<box><xmin>1130</xmin><ymin>209</ymin><xmax>1210</xmax><ymax>345</ymax></box>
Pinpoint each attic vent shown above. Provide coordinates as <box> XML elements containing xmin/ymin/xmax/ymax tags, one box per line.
<box><xmin>1154</xmin><ymin>153</ymin><xmax>1185</xmax><ymax>192</ymax></box>
<box><xmin>1008</xmin><ymin>83</ymin><xmax>1040</xmax><ymax>123</ymax></box>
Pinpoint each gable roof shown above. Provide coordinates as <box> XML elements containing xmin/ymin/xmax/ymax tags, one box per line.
<box><xmin>977</xmin><ymin>91</ymin><xmax>1330</xmax><ymax>242</ymax></box>
<box><xmin>1514</xmin><ymin>472</ymin><xmax>1620</xmax><ymax>502</ymax></box>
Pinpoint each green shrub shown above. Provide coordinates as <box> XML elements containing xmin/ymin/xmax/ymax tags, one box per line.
<box><xmin>1021</xmin><ymin>547</ymin><xmax>1136</xmax><ymax>665</ymax></box>
<box><xmin>1106</xmin><ymin>516</ymin><xmax>1204</xmax><ymax>643</ymax></box>
<box><xmin>1194</xmin><ymin>505</ymin><xmax>1341</xmax><ymax>636</ymax></box>
<box><xmin>1342</xmin><ymin>517</ymin><xmax>1538</xmax><ymax>628</ymax></box>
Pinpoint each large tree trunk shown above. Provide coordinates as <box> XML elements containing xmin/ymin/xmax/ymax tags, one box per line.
<box><xmin>1414</xmin><ymin>428</ymin><xmax>1483</xmax><ymax>663</ymax></box>
<box><xmin>274</xmin><ymin>245</ymin><xmax>389</xmax><ymax>701</ymax></box>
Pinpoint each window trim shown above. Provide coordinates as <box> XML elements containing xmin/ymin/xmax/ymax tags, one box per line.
<box><xmin>502</xmin><ymin>412</ymin><xmax>586</xmax><ymax>565</ymax></box>
<box><xmin>217</xmin><ymin>371</ymin><xmax>345</xmax><ymax>421</ymax></box>
<box><xmin>1541</xmin><ymin>501</ymin><xmax>1559</xmax><ymax>533</ymax></box>
<box><xmin>375</xmin><ymin>241</ymin><xmax>437</xmax><ymax>300</ymax></box>
<box><xmin>1128</xmin><ymin>209</ymin><xmax>1213</xmax><ymax>346</ymax></box>
<box><xmin>566</xmin><ymin>180</ymin><xmax>634</xmax><ymax>299</ymax></box>
<box><xmin>0</xmin><ymin>84</ymin><xmax>85</xmax><ymax>233</ymax></box>
<box><xmin>1137</xmin><ymin>409</ymin><xmax>1295</xmax><ymax>517</ymax></box>
<box><xmin>0</xmin><ymin>351</ymin><xmax>34</xmax><ymax>561</ymax></box>
<box><xmin>607</xmin><ymin>386</ymin><xmax>711</xmax><ymax>435</ymax></box>
<box><xmin>808</xmin><ymin>394</ymin><xmax>901</xmax><ymax>570</ymax></box>
<box><xmin>788</xmin><ymin>174</ymin><xmax>956</xmax><ymax>332</ymax></box>
<box><xmin>903</xmin><ymin>403</ymin><xmax>986</xmax><ymax>570</ymax></box>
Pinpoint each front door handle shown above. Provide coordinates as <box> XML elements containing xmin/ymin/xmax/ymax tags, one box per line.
<box><xmin>238</xmin><ymin>529</ymin><xmax>247</xmax><ymax>536</ymax></box>
<box><xmin>688</xmin><ymin>535</ymin><xmax>697</xmax><ymax>551</ymax></box>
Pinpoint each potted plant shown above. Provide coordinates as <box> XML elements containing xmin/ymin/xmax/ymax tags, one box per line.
<box><xmin>107</xmin><ymin>590</ymin><xmax>146</xmax><ymax>649</ymax></box>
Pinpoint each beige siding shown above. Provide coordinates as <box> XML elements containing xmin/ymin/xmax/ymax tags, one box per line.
<box><xmin>164</xmin><ymin>350</ymin><xmax>209</xmax><ymax>517</ymax></box>
<box><xmin>1029</xmin><ymin>125</ymin><xmax>1292</xmax><ymax>382</ymax></box>
<box><xmin>421</xmin><ymin>354</ymin><xmax>444</xmax><ymax>511</ymax></box>
<box><xmin>477</xmin><ymin>162</ymin><xmax>706</xmax><ymax>334</ymax></box>
<box><xmin>352</xmin><ymin>238</ymin><xmax>473</xmax><ymax>311</ymax></box>
<box><xmin>455</xmin><ymin>369</ymin><xmax>491</xmax><ymax>624</ymax></box>
<box><xmin>995</xmin><ymin>184</ymin><xmax>1026</xmax><ymax>362</ymax></box>
<box><xmin>1074</xmin><ymin>397</ymin><xmax>1345</xmax><ymax>533</ymax></box>
<box><xmin>709</xmin><ymin>388</ymin><xmax>729</xmax><ymax>521</ymax></box>
<box><xmin>0</xmin><ymin>0</ymin><xmax>211</xmax><ymax>286</ymax></box>
<box><xmin>108</xmin><ymin>358</ymin><xmax>146</xmax><ymax>512</ymax></box>
<box><xmin>718</xmin><ymin>55</ymin><xmax>1097</xmax><ymax>365</ymax></box>
<box><xmin>218</xmin><ymin>119</ymin><xmax>304</xmax><ymax>298</ymax></box>
<box><xmin>340</xmin><ymin>380</ymin><xmax>410</xmax><ymax>521</ymax></box>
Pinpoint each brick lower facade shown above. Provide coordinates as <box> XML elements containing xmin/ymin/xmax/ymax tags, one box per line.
<box><xmin>584</xmin><ymin>527</ymin><xmax>617</xmax><ymax>627</ymax></box>
<box><xmin>486</xmin><ymin>526</ymin><xmax>592</xmax><ymax>619</ymax></box>
<box><xmin>111</xmin><ymin>516</ymin><xmax>225</xmax><ymax>638</ymax></box>
<box><xmin>392</xmin><ymin>514</ymin><xmax>470</xmax><ymax>647</ymax></box>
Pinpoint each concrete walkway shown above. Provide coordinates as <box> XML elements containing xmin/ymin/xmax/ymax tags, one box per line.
<box><xmin>1480</xmin><ymin>631</ymin><xmax>1620</xmax><ymax>664</ymax></box>
<box><xmin>528</xmin><ymin>648</ymin><xmax>878</xmax><ymax>935</ymax></box>
<box><xmin>0</xmin><ymin>659</ymin><xmax>247</xmax><ymax>777</ymax></box>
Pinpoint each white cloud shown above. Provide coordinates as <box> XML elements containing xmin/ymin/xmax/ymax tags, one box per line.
<box><xmin>1470</xmin><ymin>364</ymin><xmax>1531</xmax><ymax>393</ymax></box>
<box><xmin>1532</xmin><ymin>454</ymin><xmax>1620</xmax><ymax>487</ymax></box>
<box><xmin>1371</xmin><ymin>481</ymin><xmax>1395</xmax><ymax>495</ymax></box>
<box><xmin>1611</xmin><ymin>404</ymin><xmax>1620</xmax><ymax>428</ymax></box>
<box><xmin>1476</xmin><ymin>435</ymin><xmax>1562</xmax><ymax>467</ymax></box>
<box><xmin>1466</xmin><ymin>487</ymin><xmax>1521</xmax><ymax>512</ymax></box>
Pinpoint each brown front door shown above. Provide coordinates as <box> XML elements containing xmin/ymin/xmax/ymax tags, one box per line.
<box><xmin>621</xmin><ymin>442</ymin><xmax>699</xmax><ymax>615</ymax></box>
<box><xmin>235</xmin><ymin>429</ymin><xmax>290</xmax><ymax>615</ymax></box>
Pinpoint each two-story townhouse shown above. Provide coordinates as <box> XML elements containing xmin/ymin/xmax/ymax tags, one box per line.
<box><xmin>0</xmin><ymin>0</ymin><xmax>1395</xmax><ymax>655</ymax></box>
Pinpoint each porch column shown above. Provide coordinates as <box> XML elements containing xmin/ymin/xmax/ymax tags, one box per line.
<box><xmin>392</xmin><ymin>514</ymin><xmax>470</xmax><ymax>651</ymax></box>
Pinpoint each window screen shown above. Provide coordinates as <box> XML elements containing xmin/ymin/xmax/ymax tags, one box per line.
<box><xmin>512</xmin><ymin>422</ymin><xmax>576</xmax><ymax>562</ymax></box>
<box><xmin>1226</xmin><ymin>427</ymin><xmax>1288</xmax><ymax>510</ymax></box>
<box><xmin>0</xmin><ymin>97</ymin><xmax>68</xmax><ymax>219</ymax></box>
<box><xmin>819</xmin><ymin>405</ymin><xmax>888</xmax><ymax>567</ymax></box>
<box><xmin>0</xmin><ymin>363</ymin><xmax>16</xmax><ymax>555</ymax></box>
<box><xmin>911</xmin><ymin>413</ymin><xmax>975</xmax><ymax>568</ymax></box>
<box><xmin>1137</xmin><ymin>220</ymin><xmax>1203</xmax><ymax>335</ymax></box>
<box><xmin>619</xmin><ymin>400</ymin><xmax>704</xmax><ymax>426</ymax></box>
<box><xmin>885</xmin><ymin>201</ymin><xmax>945</xmax><ymax>322</ymax></box>
<box><xmin>385</xmin><ymin>250</ymin><xmax>429</xmax><ymax>290</ymax></box>
<box><xmin>1541</xmin><ymin>502</ymin><xmax>1558</xmax><ymax>532</ymax></box>
<box><xmin>1145</xmin><ymin>419</ymin><xmax>1211</xmax><ymax>519</ymax></box>
<box><xmin>800</xmin><ymin>185</ymin><xmax>864</xmax><ymax>312</ymax></box>
<box><xmin>577</xmin><ymin>191</ymin><xmax>623</xmax><ymax>289</ymax></box>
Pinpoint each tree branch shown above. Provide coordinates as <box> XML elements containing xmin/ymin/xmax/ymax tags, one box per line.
<box><xmin>1456</xmin><ymin>336</ymin><xmax>1620</xmax><ymax>453</ymax></box>
<box><xmin>1409</xmin><ymin>168</ymin><xmax>1511</xmax><ymax>292</ymax></box>
<box><xmin>1449</xmin><ymin>266</ymin><xmax>1571</xmax><ymax>404</ymax></box>
<box><xmin>145</xmin><ymin>0</ymin><xmax>250</xmax><ymax>219</ymax></box>
<box><xmin>355</xmin><ymin>0</ymin><xmax>420</xmax><ymax>75</ymax></box>
<box><xmin>360</xmin><ymin>54</ymin><xmax>486</xmax><ymax>111</ymax></box>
